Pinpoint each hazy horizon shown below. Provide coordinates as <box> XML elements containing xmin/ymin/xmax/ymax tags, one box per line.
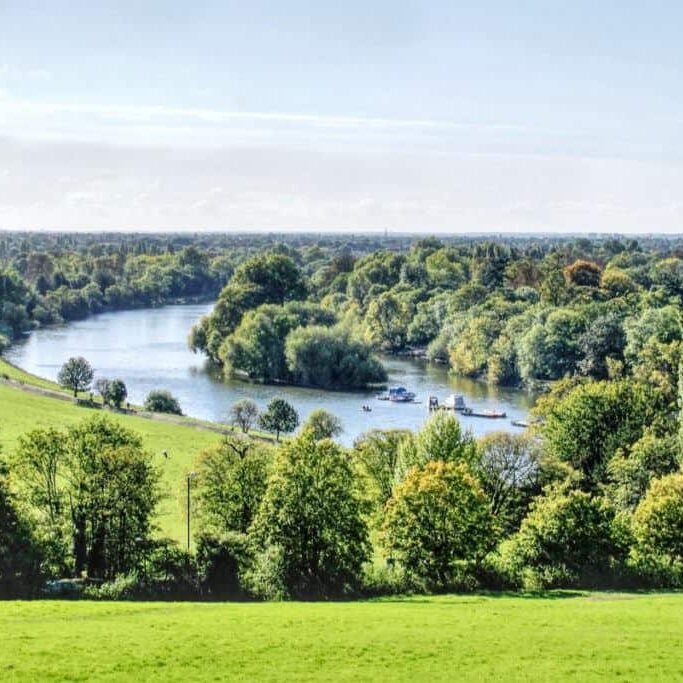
<box><xmin>2</xmin><ymin>2</ymin><xmax>683</xmax><ymax>233</ymax></box>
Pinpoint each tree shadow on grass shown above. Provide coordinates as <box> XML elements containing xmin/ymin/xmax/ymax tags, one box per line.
<box><xmin>376</xmin><ymin>590</ymin><xmax>587</xmax><ymax>605</ymax></box>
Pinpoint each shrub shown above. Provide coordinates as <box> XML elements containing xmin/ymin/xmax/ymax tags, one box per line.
<box><xmin>196</xmin><ymin>532</ymin><xmax>250</xmax><ymax>599</ymax></box>
<box><xmin>498</xmin><ymin>489</ymin><xmax>627</xmax><ymax>589</ymax></box>
<box><xmin>633</xmin><ymin>473</ymin><xmax>683</xmax><ymax>563</ymax></box>
<box><xmin>144</xmin><ymin>389</ymin><xmax>182</xmax><ymax>415</ymax></box>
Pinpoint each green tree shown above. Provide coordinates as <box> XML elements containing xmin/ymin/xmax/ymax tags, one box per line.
<box><xmin>285</xmin><ymin>325</ymin><xmax>387</xmax><ymax>389</ymax></box>
<box><xmin>57</xmin><ymin>356</ymin><xmax>94</xmax><ymax>397</ymax></box>
<box><xmin>195</xmin><ymin>436</ymin><xmax>272</xmax><ymax>535</ymax></box>
<box><xmin>258</xmin><ymin>398</ymin><xmax>299</xmax><ymax>441</ymax></box>
<box><xmin>352</xmin><ymin>429</ymin><xmax>411</xmax><ymax>506</ymax></box>
<box><xmin>539</xmin><ymin>380</ymin><xmax>655</xmax><ymax>488</ymax></box>
<box><xmin>633</xmin><ymin>473</ymin><xmax>683</xmax><ymax>562</ymax></box>
<box><xmin>303</xmin><ymin>409</ymin><xmax>343</xmax><ymax>441</ymax></box>
<box><xmin>475</xmin><ymin>431</ymin><xmax>543</xmax><ymax>532</ymax></box>
<box><xmin>13</xmin><ymin>416</ymin><xmax>159</xmax><ymax>579</ymax></box>
<box><xmin>394</xmin><ymin>411</ymin><xmax>476</xmax><ymax>484</ymax></box>
<box><xmin>229</xmin><ymin>399</ymin><xmax>259</xmax><ymax>434</ymax></box>
<box><xmin>249</xmin><ymin>433</ymin><xmax>370</xmax><ymax>598</ymax></box>
<box><xmin>0</xmin><ymin>460</ymin><xmax>44</xmax><ymax>597</ymax></box>
<box><xmin>499</xmin><ymin>489</ymin><xmax>625</xmax><ymax>588</ymax></box>
<box><xmin>606</xmin><ymin>431</ymin><xmax>680</xmax><ymax>511</ymax></box>
<box><xmin>107</xmin><ymin>379</ymin><xmax>128</xmax><ymax>408</ymax></box>
<box><xmin>144</xmin><ymin>389</ymin><xmax>182</xmax><ymax>415</ymax></box>
<box><xmin>382</xmin><ymin>461</ymin><xmax>496</xmax><ymax>589</ymax></box>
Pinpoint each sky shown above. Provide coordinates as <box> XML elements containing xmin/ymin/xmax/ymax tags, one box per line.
<box><xmin>1</xmin><ymin>1</ymin><xmax>683</xmax><ymax>233</ymax></box>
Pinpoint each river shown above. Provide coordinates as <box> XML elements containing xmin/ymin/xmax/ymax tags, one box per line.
<box><xmin>5</xmin><ymin>303</ymin><xmax>535</xmax><ymax>445</ymax></box>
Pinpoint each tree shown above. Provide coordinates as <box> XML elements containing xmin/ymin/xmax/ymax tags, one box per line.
<box><xmin>257</xmin><ymin>398</ymin><xmax>299</xmax><ymax>441</ymax></box>
<box><xmin>0</xmin><ymin>460</ymin><xmax>44</xmax><ymax>597</ymax></box>
<box><xmin>499</xmin><ymin>489</ymin><xmax>626</xmax><ymax>588</ymax></box>
<box><xmin>195</xmin><ymin>436</ymin><xmax>273</xmax><ymax>535</ymax></box>
<box><xmin>633</xmin><ymin>473</ymin><xmax>683</xmax><ymax>562</ymax></box>
<box><xmin>303</xmin><ymin>409</ymin><xmax>343</xmax><ymax>441</ymax></box>
<box><xmin>107</xmin><ymin>379</ymin><xmax>128</xmax><ymax>408</ymax></box>
<box><xmin>144</xmin><ymin>389</ymin><xmax>182</xmax><ymax>415</ymax></box>
<box><xmin>353</xmin><ymin>429</ymin><xmax>411</xmax><ymax>506</ymax></box>
<box><xmin>94</xmin><ymin>378</ymin><xmax>112</xmax><ymax>405</ymax></box>
<box><xmin>285</xmin><ymin>325</ymin><xmax>387</xmax><ymax>389</ymax></box>
<box><xmin>229</xmin><ymin>399</ymin><xmax>259</xmax><ymax>434</ymax></box>
<box><xmin>475</xmin><ymin>431</ymin><xmax>543</xmax><ymax>532</ymax></box>
<box><xmin>606</xmin><ymin>431</ymin><xmax>680</xmax><ymax>511</ymax></box>
<box><xmin>394</xmin><ymin>411</ymin><xmax>477</xmax><ymax>484</ymax></box>
<box><xmin>13</xmin><ymin>416</ymin><xmax>159</xmax><ymax>579</ymax></box>
<box><xmin>563</xmin><ymin>260</ymin><xmax>602</xmax><ymax>287</ymax></box>
<box><xmin>382</xmin><ymin>461</ymin><xmax>496</xmax><ymax>589</ymax></box>
<box><xmin>95</xmin><ymin>378</ymin><xmax>128</xmax><ymax>408</ymax></box>
<box><xmin>539</xmin><ymin>380</ymin><xmax>655</xmax><ymax>488</ymax></box>
<box><xmin>57</xmin><ymin>356</ymin><xmax>94</xmax><ymax>397</ymax></box>
<box><xmin>249</xmin><ymin>433</ymin><xmax>370</xmax><ymax>598</ymax></box>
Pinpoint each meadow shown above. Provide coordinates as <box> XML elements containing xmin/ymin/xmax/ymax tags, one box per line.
<box><xmin>1</xmin><ymin>592</ymin><xmax>682</xmax><ymax>681</ymax></box>
<box><xmin>0</xmin><ymin>359</ymin><xmax>223</xmax><ymax>542</ymax></box>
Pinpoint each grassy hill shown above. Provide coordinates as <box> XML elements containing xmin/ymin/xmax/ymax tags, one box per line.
<box><xmin>0</xmin><ymin>358</ymin><xmax>226</xmax><ymax>543</ymax></box>
<box><xmin>1</xmin><ymin>592</ymin><xmax>682</xmax><ymax>680</ymax></box>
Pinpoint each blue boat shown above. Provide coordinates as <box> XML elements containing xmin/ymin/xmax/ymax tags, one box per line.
<box><xmin>377</xmin><ymin>386</ymin><xmax>416</xmax><ymax>403</ymax></box>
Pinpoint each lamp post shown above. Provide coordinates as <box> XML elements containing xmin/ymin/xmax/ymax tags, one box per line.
<box><xmin>186</xmin><ymin>471</ymin><xmax>196</xmax><ymax>551</ymax></box>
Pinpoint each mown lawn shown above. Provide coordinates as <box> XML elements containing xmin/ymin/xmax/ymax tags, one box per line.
<box><xmin>0</xmin><ymin>380</ymin><xmax>221</xmax><ymax>543</ymax></box>
<box><xmin>1</xmin><ymin>593</ymin><xmax>682</xmax><ymax>681</ymax></box>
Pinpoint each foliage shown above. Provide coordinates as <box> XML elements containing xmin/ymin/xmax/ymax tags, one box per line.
<box><xmin>248</xmin><ymin>433</ymin><xmax>370</xmax><ymax>598</ymax></box>
<box><xmin>257</xmin><ymin>398</ymin><xmax>299</xmax><ymax>441</ymax></box>
<box><xmin>229</xmin><ymin>399</ymin><xmax>259</xmax><ymax>433</ymax></box>
<box><xmin>302</xmin><ymin>409</ymin><xmax>343</xmax><ymax>440</ymax></box>
<box><xmin>57</xmin><ymin>356</ymin><xmax>94</xmax><ymax>397</ymax></box>
<box><xmin>382</xmin><ymin>461</ymin><xmax>496</xmax><ymax>589</ymax></box>
<box><xmin>475</xmin><ymin>431</ymin><xmax>543</xmax><ymax>532</ymax></box>
<box><xmin>12</xmin><ymin>416</ymin><xmax>160</xmax><ymax>579</ymax></box>
<box><xmin>0</xmin><ymin>460</ymin><xmax>44</xmax><ymax>597</ymax></box>
<box><xmin>194</xmin><ymin>436</ymin><xmax>272</xmax><ymax>535</ymax></box>
<box><xmin>499</xmin><ymin>489</ymin><xmax>626</xmax><ymax>588</ymax></box>
<box><xmin>606</xmin><ymin>431</ymin><xmax>680</xmax><ymax>510</ymax></box>
<box><xmin>538</xmin><ymin>380</ymin><xmax>656</xmax><ymax>488</ymax></box>
<box><xmin>144</xmin><ymin>389</ymin><xmax>182</xmax><ymax>415</ymax></box>
<box><xmin>285</xmin><ymin>325</ymin><xmax>387</xmax><ymax>389</ymax></box>
<box><xmin>352</xmin><ymin>429</ymin><xmax>411</xmax><ymax>506</ymax></box>
<box><xmin>394</xmin><ymin>411</ymin><xmax>477</xmax><ymax>484</ymax></box>
<box><xmin>633</xmin><ymin>473</ymin><xmax>683</xmax><ymax>562</ymax></box>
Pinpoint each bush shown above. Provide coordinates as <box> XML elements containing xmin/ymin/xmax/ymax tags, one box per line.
<box><xmin>196</xmin><ymin>532</ymin><xmax>250</xmax><ymax>599</ymax></box>
<box><xmin>144</xmin><ymin>389</ymin><xmax>182</xmax><ymax>415</ymax></box>
<box><xmin>498</xmin><ymin>489</ymin><xmax>627</xmax><ymax>589</ymax></box>
<box><xmin>633</xmin><ymin>473</ymin><xmax>683</xmax><ymax>563</ymax></box>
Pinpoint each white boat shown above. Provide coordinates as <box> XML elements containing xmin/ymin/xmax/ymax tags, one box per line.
<box><xmin>443</xmin><ymin>394</ymin><xmax>466</xmax><ymax>411</ymax></box>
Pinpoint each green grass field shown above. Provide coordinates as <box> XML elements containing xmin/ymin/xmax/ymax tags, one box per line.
<box><xmin>0</xmin><ymin>363</ymin><xmax>223</xmax><ymax>543</ymax></box>
<box><xmin>1</xmin><ymin>592</ymin><xmax>682</xmax><ymax>681</ymax></box>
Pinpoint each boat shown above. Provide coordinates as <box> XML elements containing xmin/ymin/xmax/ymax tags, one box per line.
<box><xmin>443</xmin><ymin>394</ymin><xmax>466</xmax><ymax>411</ymax></box>
<box><xmin>511</xmin><ymin>419</ymin><xmax>529</xmax><ymax>428</ymax></box>
<box><xmin>461</xmin><ymin>408</ymin><xmax>507</xmax><ymax>419</ymax></box>
<box><xmin>377</xmin><ymin>386</ymin><xmax>416</xmax><ymax>403</ymax></box>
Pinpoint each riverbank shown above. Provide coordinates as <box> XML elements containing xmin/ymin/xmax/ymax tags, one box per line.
<box><xmin>0</xmin><ymin>357</ymin><xmax>277</xmax><ymax>543</ymax></box>
<box><xmin>4</xmin><ymin>303</ymin><xmax>535</xmax><ymax>444</ymax></box>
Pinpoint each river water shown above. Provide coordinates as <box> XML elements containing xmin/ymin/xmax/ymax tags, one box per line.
<box><xmin>5</xmin><ymin>303</ymin><xmax>535</xmax><ymax>445</ymax></box>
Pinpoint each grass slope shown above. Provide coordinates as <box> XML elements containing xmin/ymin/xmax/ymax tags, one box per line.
<box><xmin>0</xmin><ymin>379</ymin><xmax>221</xmax><ymax>543</ymax></box>
<box><xmin>1</xmin><ymin>593</ymin><xmax>682</xmax><ymax>681</ymax></box>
